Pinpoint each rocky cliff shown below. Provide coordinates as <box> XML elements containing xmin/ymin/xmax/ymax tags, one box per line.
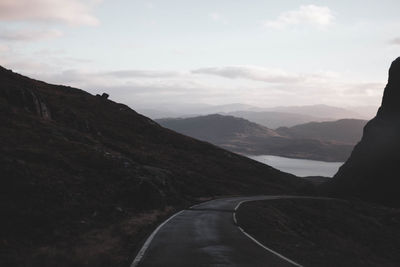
<box><xmin>327</xmin><ymin>57</ymin><xmax>400</xmax><ymax>207</ymax></box>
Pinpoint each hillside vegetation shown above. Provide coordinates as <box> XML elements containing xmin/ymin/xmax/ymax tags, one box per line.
<box><xmin>0</xmin><ymin>66</ymin><xmax>307</xmax><ymax>266</ymax></box>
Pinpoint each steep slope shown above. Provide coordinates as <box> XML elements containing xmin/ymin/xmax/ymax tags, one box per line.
<box><xmin>327</xmin><ymin>57</ymin><xmax>400</xmax><ymax>207</ymax></box>
<box><xmin>0</xmin><ymin>66</ymin><xmax>308</xmax><ymax>266</ymax></box>
<box><xmin>276</xmin><ymin>119</ymin><xmax>367</xmax><ymax>145</ymax></box>
<box><xmin>157</xmin><ymin>115</ymin><xmax>353</xmax><ymax>161</ymax></box>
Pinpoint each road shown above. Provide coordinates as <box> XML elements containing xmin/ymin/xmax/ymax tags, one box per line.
<box><xmin>131</xmin><ymin>195</ymin><xmax>307</xmax><ymax>267</ymax></box>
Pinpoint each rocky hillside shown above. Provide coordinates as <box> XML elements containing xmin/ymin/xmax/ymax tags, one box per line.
<box><xmin>158</xmin><ymin>115</ymin><xmax>354</xmax><ymax>162</ymax></box>
<box><xmin>327</xmin><ymin>57</ymin><xmax>400</xmax><ymax>207</ymax></box>
<box><xmin>0</xmin><ymin>66</ymin><xmax>308</xmax><ymax>266</ymax></box>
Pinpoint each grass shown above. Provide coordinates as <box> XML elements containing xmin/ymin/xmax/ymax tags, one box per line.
<box><xmin>237</xmin><ymin>198</ymin><xmax>400</xmax><ymax>267</ymax></box>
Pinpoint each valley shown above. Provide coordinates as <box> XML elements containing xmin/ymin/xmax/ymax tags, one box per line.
<box><xmin>157</xmin><ymin>115</ymin><xmax>366</xmax><ymax>162</ymax></box>
<box><xmin>2</xmin><ymin>1</ymin><xmax>399</xmax><ymax>266</ymax></box>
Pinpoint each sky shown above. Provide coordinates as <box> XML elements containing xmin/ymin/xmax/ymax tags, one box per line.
<box><xmin>1</xmin><ymin>0</ymin><xmax>400</xmax><ymax>111</ymax></box>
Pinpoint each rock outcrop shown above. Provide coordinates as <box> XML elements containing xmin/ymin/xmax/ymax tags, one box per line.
<box><xmin>327</xmin><ymin>57</ymin><xmax>400</xmax><ymax>207</ymax></box>
<box><xmin>0</xmin><ymin>67</ymin><xmax>51</xmax><ymax>120</ymax></box>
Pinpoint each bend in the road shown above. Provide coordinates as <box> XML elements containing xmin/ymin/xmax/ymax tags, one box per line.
<box><xmin>132</xmin><ymin>195</ymin><xmax>331</xmax><ymax>267</ymax></box>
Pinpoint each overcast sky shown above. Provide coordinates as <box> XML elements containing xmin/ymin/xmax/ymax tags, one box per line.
<box><xmin>1</xmin><ymin>0</ymin><xmax>399</xmax><ymax>109</ymax></box>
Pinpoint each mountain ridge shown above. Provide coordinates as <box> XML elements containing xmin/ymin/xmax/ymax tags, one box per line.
<box><xmin>225</xmin><ymin>110</ymin><xmax>333</xmax><ymax>128</ymax></box>
<box><xmin>138</xmin><ymin>103</ymin><xmax>374</xmax><ymax>127</ymax></box>
<box><xmin>276</xmin><ymin>119</ymin><xmax>367</xmax><ymax>144</ymax></box>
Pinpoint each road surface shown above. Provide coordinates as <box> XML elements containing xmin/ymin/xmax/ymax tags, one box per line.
<box><xmin>132</xmin><ymin>195</ymin><xmax>307</xmax><ymax>267</ymax></box>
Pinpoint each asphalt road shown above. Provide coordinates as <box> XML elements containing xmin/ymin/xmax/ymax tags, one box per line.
<box><xmin>132</xmin><ymin>196</ymin><xmax>306</xmax><ymax>267</ymax></box>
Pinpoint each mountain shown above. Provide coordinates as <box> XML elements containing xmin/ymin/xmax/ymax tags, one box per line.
<box><xmin>326</xmin><ymin>57</ymin><xmax>400</xmax><ymax>207</ymax></box>
<box><xmin>276</xmin><ymin>119</ymin><xmax>368</xmax><ymax>145</ymax></box>
<box><xmin>137</xmin><ymin>103</ymin><xmax>260</xmax><ymax>119</ymax></box>
<box><xmin>0</xmin><ymin>66</ymin><xmax>307</xmax><ymax>266</ymax></box>
<box><xmin>226</xmin><ymin>110</ymin><xmax>333</xmax><ymax>128</ymax></box>
<box><xmin>138</xmin><ymin>103</ymin><xmax>372</xmax><ymax>127</ymax></box>
<box><xmin>157</xmin><ymin>115</ymin><xmax>354</xmax><ymax>162</ymax></box>
<box><xmin>268</xmin><ymin>104</ymin><xmax>367</xmax><ymax>120</ymax></box>
<box><xmin>205</xmin><ymin>103</ymin><xmax>260</xmax><ymax>113</ymax></box>
<box><xmin>134</xmin><ymin>108</ymin><xmax>191</xmax><ymax>119</ymax></box>
<box><xmin>156</xmin><ymin>114</ymin><xmax>279</xmax><ymax>143</ymax></box>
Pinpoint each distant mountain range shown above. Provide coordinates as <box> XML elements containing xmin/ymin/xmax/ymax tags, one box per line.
<box><xmin>276</xmin><ymin>119</ymin><xmax>368</xmax><ymax>144</ymax></box>
<box><xmin>140</xmin><ymin>103</ymin><xmax>375</xmax><ymax>128</ymax></box>
<box><xmin>157</xmin><ymin>115</ymin><xmax>366</xmax><ymax>162</ymax></box>
<box><xmin>225</xmin><ymin>110</ymin><xmax>332</xmax><ymax>128</ymax></box>
<box><xmin>267</xmin><ymin>104</ymin><xmax>366</xmax><ymax>120</ymax></box>
<box><xmin>0</xmin><ymin>66</ymin><xmax>307</xmax><ymax>266</ymax></box>
<box><xmin>136</xmin><ymin>103</ymin><xmax>258</xmax><ymax>120</ymax></box>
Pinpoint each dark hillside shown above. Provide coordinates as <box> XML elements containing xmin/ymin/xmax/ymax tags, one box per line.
<box><xmin>0</xmin><ymin>66</ymin><xmax>307</xmax><ymax>266</ymax></box>
<box><xmin>237</xmin><ymin>198</ymin><xmax>400</xmax><ymax>267</ymax></box>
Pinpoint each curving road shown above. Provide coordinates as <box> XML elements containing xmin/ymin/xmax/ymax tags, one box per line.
<box><xmin>131</xmin><ymin>195</ymin><xmax>310</xmax><ymax>267</ymax></box>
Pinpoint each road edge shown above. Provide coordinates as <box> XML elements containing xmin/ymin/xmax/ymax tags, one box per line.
<box><xmin>130</xmin><ymin>196</ymin><xmax>226</xmax><ymax>266</ymax></box>
<box><xmin>233</xmin><ymin>200</ymin><xmax>303</xmax><ymax>267</ymax></box>
<box><xmin>131</xmin><ymin>196</ymin><xmax>311</xmax><ymax>267</ymax></box>
<box><xmin>130</xmin><ymin>210</ymin><xmax>185</xmax><ymax>267</ymax></box>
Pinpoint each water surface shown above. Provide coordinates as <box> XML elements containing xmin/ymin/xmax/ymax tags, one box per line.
<box><xmin>248</xmin><ymin>155</ymin><xmax>343</xmax><ymax>177</ymax></box>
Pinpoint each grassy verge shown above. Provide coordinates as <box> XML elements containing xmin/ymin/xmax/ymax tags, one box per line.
<box><xmin>2</xmin><ymin>207</ymin><xmax>177</xmax><ymax>267</ymax></box>
<box><xmin>237</xmin><ymin>198</ymin><xmax>400</xmax><ymax>267</ymax></box>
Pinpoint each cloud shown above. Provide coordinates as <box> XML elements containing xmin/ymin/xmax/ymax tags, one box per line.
<box><xmin>2</xmin><ymin>58</ymin><xmax>383</xmax><ymax>109</ymax></box>
<box><xmin>33</xmin><ymin>68</ymin><xmax>186</xmax><ymax>87</ymax></box>
<box><xmin>0</xmin><ymin>44</ymin><xmax>9</xmax><ymax>52</ymax></box>
<box><xmin>144</xmin><ymin>2</ymin><xmax>155</xmax><ymax>9</ymax></box>
<box><xmin>389</xmin><ymin>37</ymin><xmax>400</xmax><ymax>45</ymax></box>
<box><xmin>192</xmin><ymin>66</ymin><xmax>304</xmax><ymax>83</ymax></box>
<box><xmin>209</xmin><ymin>12</ymin><xmax>228</xmax><ymax>24</ymax></box>
<box><xmin>263</xmin><ymin>5</ymin><xmax>334</xmax><ymax>29</ymax></box>
<box><xmin>342</xmin><ymin>82</ymin><xmax>383</xmax><ymax>96</ymax></box>
<box><xmin>0</xmin><ymin>28</ymin><xmax>63</xmax><ymax>41</ymax></box>
<box><xmin>102</xmin><ymin>70</ymin><xmax>183</xmax><ymax>78</ymax></box>
<box><xmin>32</xmin><ymin>68</ymin><xmax>227</xmax><ymax>107</ymax></box>
<box><xmin>0</xmin><ymin>0</ymin><xmax>99</xmax><ymax>26</ymax></box>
